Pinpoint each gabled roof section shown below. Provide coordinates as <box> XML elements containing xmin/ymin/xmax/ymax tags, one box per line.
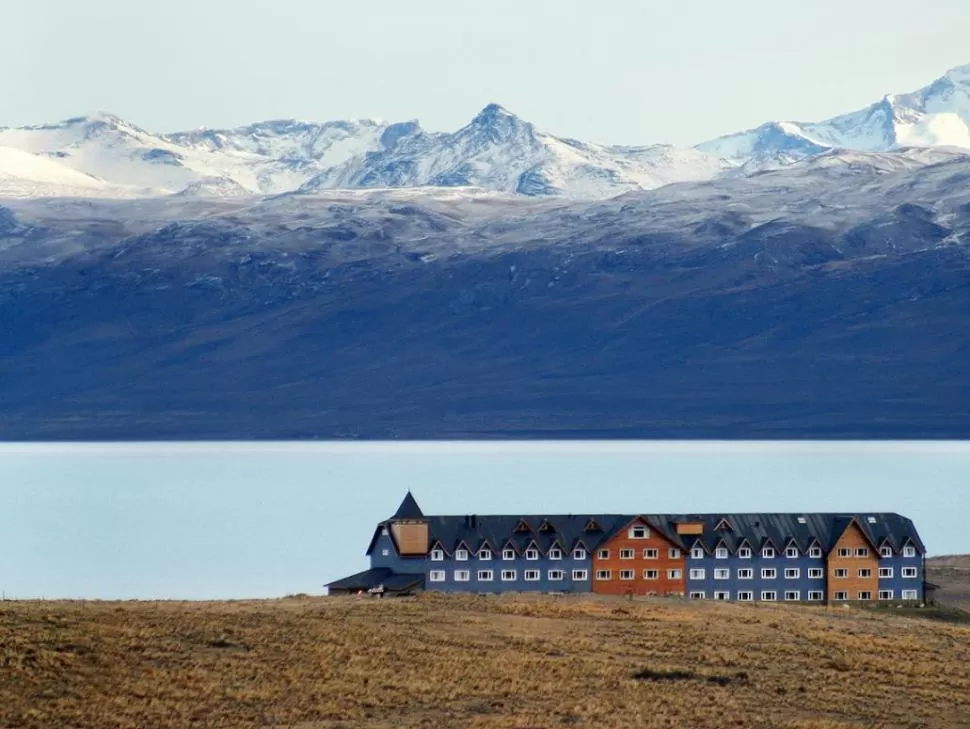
<box><xmin>538</xmin><ymin>519</ymin><xmax>556</xmax><ymax>533</ymax></box>
<box><xmin>714</xmin><ymin>518</ymin><xmax>735</xmax><ymax>532</ymax></box>
<box><xmin>513</xmin><ymin>519</ymin><xmax>532</xmax><ymax>533</ymax></box>
<box><xmin>391</xmin><ymin>491</ymin><xmax>424</xmax><ymax>521</ymax></box>
<box><xmin>584</xmin><ymin>518</ymin><xmax>602</xmax><ymax>532</ymax></box>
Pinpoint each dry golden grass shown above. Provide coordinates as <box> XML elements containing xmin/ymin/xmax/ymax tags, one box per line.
<box><xmin>3</xmin><ymin>593</ymin><xmax>970</xmax><ymax>729</ymax></box>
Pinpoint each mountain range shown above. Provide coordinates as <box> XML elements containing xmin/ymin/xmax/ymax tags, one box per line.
<box><xmin>2</xmin><ymin>64</ymin><xmax>970</xmax><ymax>200</ymax></box>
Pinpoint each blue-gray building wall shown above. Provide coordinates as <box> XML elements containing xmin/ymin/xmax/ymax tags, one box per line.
<box><xmin>422</xmin><ymin>554</ymin><xmax>594</xmax><ymax>593</ymax></box>
<box><xmin>686</xmin><ymin>553</ymin><xmax>827</xmax><ymax>601</ymax></box>
<box><xmin>369</xmin><ymin>531</ymin><xmax>426</xmax><ymax>574</ymax></box>
<box><xmin>878</xmin><ymin>550</ymin><xmax>925</xmax><ymax>601</ymax></box>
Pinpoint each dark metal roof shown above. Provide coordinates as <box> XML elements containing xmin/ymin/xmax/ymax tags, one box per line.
<box><xmin>390</xmin><ymin>491</ymin><xmax>424</xmax><ymax>520</ymax></box>
<box><xmin>424</xmin><ymin>514</ymin><xmax>632</xmax><ymax>555</ymax></box>
<box><xmin>325</xmin><ymin>567</ymin><xmax>425</xmax><ymax>592</ymax></box>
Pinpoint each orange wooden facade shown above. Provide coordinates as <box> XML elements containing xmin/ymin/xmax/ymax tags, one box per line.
<box><xmin>592</xmin><ymin>517</ymin><xmax>686</xmax><ymax>596</ymax></box>
<box><xmin>826</xmin><ymin>520</ymin><xmax>880</xmax><ymax>602</ymax></box>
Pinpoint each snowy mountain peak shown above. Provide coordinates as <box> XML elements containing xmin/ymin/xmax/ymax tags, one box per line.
<box><xmin>943</xmin><ymin>63</ymin><xmax>970</xmax><ymax>85</ymax></box>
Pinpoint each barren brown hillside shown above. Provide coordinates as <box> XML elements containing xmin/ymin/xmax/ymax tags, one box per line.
<box><xmin>3</xmin><ymin>594</ymin><xmax>970</xmax><ymax>729</ymax></box>
<box><xmin>927</xmin><ymin>554</ymin><xmax>970</xmax><ymax>607</ymax></box>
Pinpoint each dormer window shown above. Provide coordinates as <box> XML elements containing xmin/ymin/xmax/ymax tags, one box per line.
<box><xmin>880</xmin><ymin>546</ymin><xmax>893</xmax><ymax>558</ymax></box>
<box><xmin>715</xmin><ymin>547</ymin><xmax>729</xmax><ymax>559</ymax></box>
<box><xmin>549</xmin><ymin>548</ymin><xmax>563</xmax><ymax>560</ymax></box>
<box><xmin>538</xmin><ymin>519</ymin><xmax>555</xmax><ymax>533</ymax></box>
<box><xmin>584</xmin><ymin>518</ymin><xmax>602</xmax><ymax>532</ymax></box>
<box><xmin>629</xmin><ymin>525</ymin><xmax>649</xmax><ymax>539</ymax></box>
<box><xmin>691</xmin><ymin>546</ymin><xmax>704</xmax><ymax>560</ymax></box>
<box><xmin>763</xmin><ymin>547</ymin><xmax>776</xmax><ymax>559</ymax></box>
<box><xmin>809</xmin><ymin>546</ymin><xmax>823</xmax><ymax>559</ymax></box>
<box><xmin>903</xmin><ymin>545</ymin><xmax>917</xmax><ymax>558</ymax></box>
<box><xmin>525</xmin><ymin>548</ymin><xmax>539</xmax><ymax>561</ymax></box>
<box><xmin>502</xmin><ymin>548</ymin><xmax>516</xmax><ymax>561</ymax></box>
<box><xmin>572</xmin><ymin>548</ymin><xmax>587</xmax><ymax>560</ymax></box>
<box><xmin>786</xmin><ymin>547</ymin><xmax>799</xmax><ymax>558</ymax></box>
<box><xmin>455</xmin><ymin>549</ymin><xmax>468</xmax><ymax>561</ymax></box>
<box><xmin>738</xmin><ymin>547</ymin><xmax>752</xmax><ymax>559</ymax></box>
<box><xmin>514</xmin><ymin>519</ymin><xmax>532</xmax><ymax>533</ymax></box>
<box><xmin>479</xmin><ymin>548</ymin><xmax>493</xmax><ymax>561</ymax></box>
<box><xmin>430</xmin><ymin>548</ymin><xmax>444</xmax><ymax>561</ymax></box>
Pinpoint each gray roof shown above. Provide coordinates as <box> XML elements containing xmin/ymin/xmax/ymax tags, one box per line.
<box><xmin>325</xmin><ymin>567</ymin><xmax>425</xmax><ymax>592</ymax></box>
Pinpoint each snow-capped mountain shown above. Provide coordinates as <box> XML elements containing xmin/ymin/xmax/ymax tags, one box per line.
<box><xmin>1</xmin><ymin>62</ymin><xmax>969</xmax><ymax>199</ymax></box>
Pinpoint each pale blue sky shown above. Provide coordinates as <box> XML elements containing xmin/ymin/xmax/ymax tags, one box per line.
<box><xmin>5</xmin><ymin>0</ymin><xmax>969</xmax><ymax>144</ymax></box>
<box><xmin>1</xmin><ymin>442</ymin><xmax>967</xmax><ymax>600</ymax></box>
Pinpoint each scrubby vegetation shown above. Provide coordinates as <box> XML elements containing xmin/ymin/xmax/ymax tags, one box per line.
<box><xmin>3</xmin><ymin>593</ymin><xmax>970</xmax><ymax>728</ymax></box>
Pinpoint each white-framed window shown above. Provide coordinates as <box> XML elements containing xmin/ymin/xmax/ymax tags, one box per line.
<box><xmin>572</xmin><ymin>569</ymin><xmax>588</xmax><ymax>581</ymax></box>
<box><xmin>738</xmin><ymin>569</ymin><xmax>753</xmax><ymax>580</ymax></box>
<box><xmin>478</xmin><ymin>548</ymin><xmax>492</xmax><ymax>561</ymax></box>
<box><xmin>879</xmin><ymin>567</ymin><xmax>893</xmax><ymax>578</ymax></box>
<box><xmin>762</xmin><ymin>547</ymin><xmax>776</xmax><ymax>559</ymax></box>
<box><xmin>525</xmin><ymin>548</ymin><xmax>539</xmax><ymax>561</ymax></box>
<box><xmin>597</xmin><ymin>549</ymin><xmax>610</xmax><ymax>560</ymax></box>
<box><xmin>431</xmin><ymin>548</ymin><xmax>444</xmax><ymax>561</ymax></box>
<box><xmin>643</xmin><ymin>548</ymin><xmax>659</xmax><ymax>559</ymax></box>
<box><xmin>429</xmin><ymin>570</ymin><xmax>446</xmax><ymax>582</ymax></box>
<box><xmin>902</xmin><ymin>567</ymin><xmax>918</xmax><ymax>578</ymax></box>
<box><xmin>689</xmin><ymin>591</ymin><xmax>706</xmax><ymax>600</ymax></box>
<box><xmin>595</xmin><ymin>569</ymin><xmax>612</xmax><ymax>580</ymax></box>
<box><xmin>867</xmin><ymin>516</ymin><xmax>877</xmax><ymax>524</ymax></box>
<box><xmin>455</xmin><ymin>549</ymin><xmax>468</xmax><ymax>561</ymax></box>
<box><xmin>715</xmin><ymin>547</ymin><xmax>729</xmax><ymax>559</ymax></box>
<box><xmin>478</xmin><ymin>570</ymin><xmax>494</xmax><ymax>582</ymax></box>
<box><xmin>808</xmin><ymin>568</ymin><xmax>824</xmax><ymax>579</ymax></box>
<box><xmin>879</xmin><ymin>590</ymin><xmax>893</xmax><ymax>600</ymax></box>
<box><xmin>454</xmin><ymin>570</ymin><xmax>470</xmax><ymax>582</ymax></box>
<box><xmin>691</xmin><ymin>546</ymin><xmax>705</xmax><ymax>559</ymax></box>
<box><xmin>381</xmin><ymin>549</ymin><xmax>390</xmax><ymax>556</ymax></box>
<box><xmin>784</xmin><ymin>568</ymin><xmax>800</xmax><ymax>579</ymax></box>
<box><xmin>524</xmin><ymin>569</ymin><xmax>540</xmax><ymax>581</ymax></box>
<box><xmin>714</xmin><ymin>591</ymin><xmax>730</xmax><ymax>601</ymax></box>
<box><xmin>808</xmin><ymin>591</ymin><xmax>824</xmax><ymax>601</ymax></box>
<box><xmin>858</xmin><ymin>591</ymin><xmax>872</xmax><ymax>601</ymax></box>
<box><xmin>501</xmin><ymin>569</ymin><xmax>517</xmax><ymax>581</ymax></box>
<box><xmin>502</xmin><ymin>548</ymin><xmax>516</xmax><ymax>561</ymax></box>
<box><xmin>738</xmin><ymin>591</ymin><xmax>754</xmax><ymax>602</ymax></box>
<box><xmin>855</xmin><ymin>548</ymin><xmax>869</xmax><ymax>558</ymax></box>
<box><xmin>669</xmin><ymin>548</ymin><xmax>682</xmax><ymax>559</ymax></box>
<box><xmin>835</xmin><ymin>591</ymin><xmax>848</xmax><ymax>601</ymax></box>
<box><xmin>620</xmin><ymin>569</ymin><xmax>635</xmax><ymax>580</ymax></box>
<box><xmin>644</xmin><ymin>569</ymin><xmax>659</xmax><ymax>580</ymax></box>
<box><xmin>880</xmin><ymin>546</ymin><xmax>893</xmax><ymax>558</ymax></box>
<box><xmin>762</xmin><ymin>568</ymin><xmax>777</xmax><ymax>579</ymax></box>
<box><xmin>689</xmin><ymin>568</ymin><xmax>706</xmax><ymax>580</ymax></box>
<box><xmin>809</xmin><ymin>546</ymin><xmax>822</xmax><ymax>559</ymax></box>
<box><xmin>761</xmin><ymin>591</ymin><xmax>777</xmax><ymax>602</ymax></box>
<box><xmin>738</xmin><ymin>547</ymin><xmax>752</xmax><ymax>559</ymax></box>
<box><xmin>786</xmin><ymin>547</ymin><xmax>799</xmax><ymax>558</ymax></box>
<box><xmin>714</xmin><ymin>568</ymin><xmax>730</xmax><ymax>580</ymax></box>
<box><xmin>837</xmin><ymin>548</ymin><xmax>851</xmax><ymax>558</ymax></box>
<box><xmin>548</xmin><ymin>569</ymin><xmax>565</xmax><ymax>581</ymax></box>
<box><xmin>668</xmin><ymin>569</ymin><xmax>683</xmax><ymax>580</ymax></box>
<box><xmin>572</xmin><ymin>548</ymin><xmax>587</xmax><ymax>560</ymax></box>
<box><xmin>902</xmin><ymin>589</ymin><xmax>919</xmax><ymax>600</ymax></box>
<box><xmin>620</xmin><ymin>548</ymin><xmax>635</xmax><ymax>560</ymax></box>
<box><xmin>784</xmin><ymin>591</ymin><xmax>800</xmax><ymax>601</ymax></box>
<box><xmin>858</xmin><ymin>568</ymin><xmax>872</xmax><ymax>578</ymax></box>
<box><xmin>834</xmin><ymin>568</ymin><xmax>848</xmax><ymax>578</ymax></box>
<box><xmin>548</xmin><ymin>548</ymin><xmax>562</xmax><ymax>560</ymax></box>
<box><xmin>903</xmin><ymin>546</ymin><xmax>917</xmax><ymax>558</ymax></box>
<box><xmin>381</xmin><ymin>526</ymin><xmax>389</xmax><ymax>535</ymax></box>
<box><xmin>629</xmin><ymin>525</ymin><xmax>649</xmax><ymax>539</ymax></box>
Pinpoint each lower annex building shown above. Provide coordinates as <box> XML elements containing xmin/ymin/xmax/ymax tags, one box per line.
<box><xmin>325</xmin><ymin>492</ymin><xmax>929</xmax><ymax>604</ymax></box>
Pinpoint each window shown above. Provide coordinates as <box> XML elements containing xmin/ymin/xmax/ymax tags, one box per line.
<box><xmin>786</xmin><ymin>547</ymin><xmax>799</xmax><ymax>559</ymax></box>
<box><xmin>809</xmin><ymin>546</ymin><xmax>822</xmax><ymax>559</ymax></box>
<box><xmin>879</xmin><ymin>567</ymin><xmax>893</xmax><ymax>578</ymax></box>
<box><xmin>479</xmin><ymin>548</ymin><xmax>492</xmax><ymax>561</ymax></box>
<box><xmin>738</xmin><ymin>547</ymin><xmax>752</xmax><ymax>559</ymax></box>
<box><xmin>595</xmin><ymin>569</ymin><xmax>612</xmax><ymax>580</ymax></box>
<box><xmin>867</xmin><ymin>516</ymin><xmax>877</xmax><ymax>524</ymax></box>
<box><xmin>837</xmin><ymin>548</ymin><xmax>851</xmax><ymax>558</ymax></box>
<box><xmin>785</xmin><ymin>568</ymin><xmax>800</xmax><ymax>579</ymax></box>
<box><xmin>525</xmin><ymin>548</ymin><xmax>539</xmax><ymax>561</ymax></box>
<box><xmin>572</xmin><ymin>548</ymin><xmax>587</xmax><ymax>560</ymax></box>
<box><xmin>381</xmin><ymin>526</ymin><xmax>389</xmax><ymax>535</ymax></box>
<box><xmin>761</xmin><ymin>591</ymin><xmax>777</xmax><ymax>602</ymax></box>
<box><xmin>643</xmin><ymin>548</ymin><xmax>659</xmax><ymax>559</ymax></box>
<box><xmin>549</xmin><ymin>548</ymin><xmax>562</xmax><ymax>560</ymax></box>
<box><xmin>477</xmin><ymin>570</ymin><xmax>493</xmax><ymax>581</ymax></box>
<box><xmin>455</xmin><ymin>549</ymin><xmax>468</xmax><ymax>561</ymax></box>
<box><xmin>431</xmin><ymin>549</ymin><xmax>444</xmax><ymax>561</ymax></box>
<box><xmin>880</xmin><ymin>546</ymin><xmax>893</xmax><ymax>558</ymax></box>
<box><xmin>381</xmin><ymin>549</ymin><xmax>390</xmax><ymax>556</ymax></box>
<box><xmin>501</xmin><ymin>570</ymin><xmax>517</xmax><ymax>581</ymax></box>
<box><xmin>738</xmin><ymin>591</ymin><xmax>754</xmax><ymax>602</ymax></box>
<box><xmin>738</xmin><ymin>568</ymin><xmax>753</xmax><ymax>580</ymax></box>
<box><xmin>644</xmin><ymin>569</ymin><xmax>659</xmax><ymax>580</ymax></box>
<box><xmin>855</xmin><ymin>548</ymin><xmax>869</xmax><ymax>558</ymax></box>
<box><xmin>879</xmin><ymin>590</ymin><xmax>893</xmax><ymax>600</ymax></box>
<box><xmin>629</xmin><ymin>525</ymin><xmax>649</xmax><ymax>539</ymax></box>
<box><xmin>835</xmin><ymin>591</ymin><xmax>848</xmax><ymax>601</ymax></box>
<box><xmin>714</xmin><ymin>568</ymin><xmax>730</xmax><ymax>580</ymax></box>
<box><xmin>762</xmin><ymin>547</ymin><xmax>776</xmax><ymax>559</ymax></box>
<box><xmin>669</xmin><ymin>548</ymin><xmax>682</xmax><ymax>559</ymax></box>
<box><xmin>548</xmin><ymin>569</ymin><xmax>565</xmax><ymax>581</ymax></box>
<box><xmin>524</xmin><ymin>570</ymin><xmax>540</xmax><ymax>582</ymax></box>
<box><xmin>762</xmin><ymin>568</ymin><xmax>777</xmax><ymax>579</ymax></box>
<box><xmin>808</xmin><ymin>591</ymin><xmax>824</xmax><ymax>601</ymax></box>
<box><xmin>785</xmin><ymin>591</ymin><xmax>800</xmax><ymax>601</ymax></box>
<box><xmin>572</xmin><ymin>569</ymin><xmax>588</xmax><ymax>581</ymax></box>
<box><xmin>689</xmin><ymin>568</ymin><xmax>706</xmax><ymax>580</ymax></box>
<box><xmin>715</xmin><ymin>547</ymin><xmax>729</xmax><ymax>559</ymax></box>
<box><xmin>429</xmin><ymin>570</ymin><xmax>446</xmax><ymax>582</ymax></box>
<box><xmin>797</xmin><ymin>516</ymin><xmax>807</xmax><ymax>524</ymax></box>
<box><xmin>454</xmin><ymin>570</ymin><xmax>470</xmax><ymax>582</ymax></box>
<box><xmin>835</xmin><ymin>568</ymin><xmax>848</xmax><ymax>578</ymax></box>
<box><xmin>858</xmin><ymin>568</ymin><xmax>872</xmax><ymax>579</ymax></box>
<box><xmin>808</xmin><ymin>568</ymin><xmax>824</xmax><ymax>579</ymax></box>
<box><xmin>858</xmin><ymin>591</ymin><xmax>872</xmax><ymax>601</ymax></box>
<box><xmin>691</xmin><ymin>546</ymin><xmax>704</xmax><ymax>559</ymax></box>
<box><xmin>902</xmin><ymin>590</ymin><xmax>919</xmax><ymax>600</ymax></box>
<box><xmin>502</xmin><ymin>548</ymin><xmax>516</xmax><ymax>561</ymax></box>
<box><xmin>620</xmin><ymin>548</ymin><xmax>635</xmax><ymax>560</ymax></box>
<box><xmin>903</xmin><ymin>546</ymin><xmax>917</xmax><ymax>558</ymax></box>
<box><xmin>690</xmin><ymin>591</ymin><xmax>706</xmax><ymax>600</ymax></box>
<box><xmin>668</xmin><ymin>569</ymin><xmax>683</xmax><ymax>580</ymax></box>
<box><xmin>714</xmin><ymin>591</ymin><xmax>730</xmax><ymax>601</ymax></box>
<box><xmin>620</xmin><ymin>569</ymin><xmax>635</xmax><ymax>580</ymax></box>
<box><xmin>902</xmin><ymin>567</ymin><xmax>918</xmax><ymax>579</ymax></box>
<box><xmin>597</xmin><ymin>549</ymin><xmax>610</xmax><ymax>560</ymax></box>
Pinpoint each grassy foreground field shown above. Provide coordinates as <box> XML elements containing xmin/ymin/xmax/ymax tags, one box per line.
<box><xmin>3</xmin><ymin>593</ymin><xmax>970</xmax><ymax>729</ymax></box>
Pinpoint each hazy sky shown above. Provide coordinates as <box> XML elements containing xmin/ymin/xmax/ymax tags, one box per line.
<box><xmin>2</xmin><ymin>442</ymin><xmax>967</xmax><ymax>600</ymax></box>
<box><xmin>5</xmin><ymin>0</ymin><xmax>969</xmax><ymax>145</ymax></box>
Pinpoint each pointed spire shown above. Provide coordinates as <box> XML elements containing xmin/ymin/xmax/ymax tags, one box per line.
<box><xmin>391</xmin><ymin>490</ymin><xmax>424</xmax><ymax>520</ymax></box>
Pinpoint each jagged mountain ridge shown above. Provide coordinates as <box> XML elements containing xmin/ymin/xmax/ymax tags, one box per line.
<box><xmin>2</xmin><ymin>63</ymin><xmax>969</xmax><ymax>200</ymax></box>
